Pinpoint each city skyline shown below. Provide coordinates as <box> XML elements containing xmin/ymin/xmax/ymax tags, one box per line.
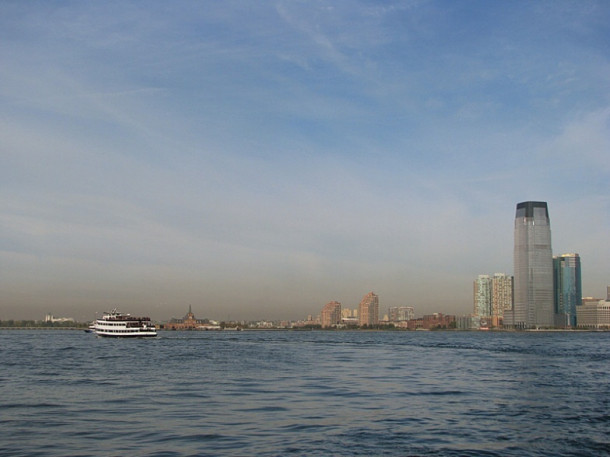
<box><xmin>1</xmin><ymin>2</ymin><xmax>609</xmax><ymax>321</ymax></box>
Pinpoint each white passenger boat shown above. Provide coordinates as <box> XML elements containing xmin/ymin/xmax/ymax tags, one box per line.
<box><xmin>94</xmin><ymin>309</ymin><xmax>157</xmax><ymax>337</ymax></box>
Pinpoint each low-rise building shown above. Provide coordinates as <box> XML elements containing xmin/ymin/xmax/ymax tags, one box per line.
<box><xmin>577</xmin><ymin>300</ymin><xmax>610</xmax><ymax>329</ymax></box>
<box><xmin>163</xmin><ymin>306</ymin><xmax>220</xmax><ymax>330</ymax></box>
<box><xmin>422</xmin><ymin>313</ymin><xmax>455</xmax><ymax>329</ymax></box>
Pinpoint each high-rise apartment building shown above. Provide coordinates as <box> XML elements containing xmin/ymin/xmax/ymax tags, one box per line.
<box><xmin>321</xmin><ymin>301</ymin><xmax>342</xmax><ymax>328</ymax></box>
<box><xmin>512</xmin><ymin>201</ymin><xmax>554</xmax><ymax>328</ymax></box>
<box><xmin>553</xmin><ymin>253</ymin><xmax>582</xmax><ymax>327</ymax></box>
<box><xmin>474</xmin><ymin>273</ymin><xmax>513</xmax><ymax>327</ymax></box>
<box><xmin>358</xmin><ymin>292</ymin><xmax>379</xmax><ymax>327</ymax></box>
<box><xmin>492</xmin><ymin>273</ymin><xmax>513</xmax><ymax>326</ymax></box>
<box><xmin>473</xmin><ymin>275</ymin><xmax>492</xmax><ymax>317</ymax></box>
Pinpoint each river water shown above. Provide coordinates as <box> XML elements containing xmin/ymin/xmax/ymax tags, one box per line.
<box><xmin>1</xmin><ymin>330</ymin><xmax>608</xmax><ymax>456</ymax></box>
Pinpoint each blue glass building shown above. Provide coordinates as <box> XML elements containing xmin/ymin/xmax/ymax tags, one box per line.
<box><xmin>553</xmin><ymin>253</ymin><xmax>582</xmax><ymax>327</ymax></box>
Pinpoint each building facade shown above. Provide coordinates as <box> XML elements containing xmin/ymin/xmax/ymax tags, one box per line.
<box><xmin>388</xmin><ymin>306</ymin><xmax>415</xmax><ymax>322</ymax></box>
<box><xmin>358</xmin><ymin>292</ymin><xmax>379</xmax><ymax>327</ymax></box>
<box><xmin>321</xmin><ymin>301</ymin><xmax>342</xmax><ymax>328</ymax></box>
<box><xmin>422</xmin><ymin>313</ymin><xmax>456</xmax><ymax>329</ymax></box>
<box><xmin>474</xmin><ymin>273</ymin><xmax>513</xmax><ymax>327</ymax></box>
<box><xmin>492</xmin><ymin>273</ymin><xmax>513</xmax><ymax>327</ymax></box>
<box><xmin>553</xmin><ymin>253</ymin><xmax>582</xmax><ymax>327</ymax></box>
<box><xmin>512</xmin><ymin>201</ymin><xmax>554</xmax><ymax>328</ymax></box>
<box><xmin>163</xmin><ymin>305</ymin><xmax>220</xmax><ymax>330</ymax></box>
<box><xmin>577</xmin><ymin>300</ymin><xmax>610</xmax><ymax>329</ymax></box>
<box><xmin>473</xmin><ymin>275</ymin><xmax>492</xmax><ymax>318</ymax></box>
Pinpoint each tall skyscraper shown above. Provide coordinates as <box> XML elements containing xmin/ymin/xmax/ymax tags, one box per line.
<box><xmin>358</xmin><ymin>292</ymin><xmax>379</xmax><ymax>327</ymax></box>
<box><xmin>321</xmin><ymin>301</ymin><xmax>342</xmax><ymax>328</ymax></box>
<box><xmin>553</xmin><ymin>253</ymin><xmax>582</xmax><ymax>327</ymax></box>
<box><xmin>513</xmin><ymin>201</ymin><xmax>554</xmax><ymax>328</ymax></box>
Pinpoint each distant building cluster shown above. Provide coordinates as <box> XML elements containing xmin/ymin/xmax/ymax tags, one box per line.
<box><xmin>317</xmin><ymin>292</ymin><xmax>455</xmax><ymax>330</ymax></box>
<box><xmin>313</xmin><ymin>201</ymin><xmax>609</xmax><ymax>332</ymax></box>
<box><xmin>471</xmin><ymin>201</ymin><xmax>609</xmax><ymax>330</ymax></box>
<box><xmin>44</xmin><ymin>314</ymin><xmax>74</xmax><ymax>323</ymax></box>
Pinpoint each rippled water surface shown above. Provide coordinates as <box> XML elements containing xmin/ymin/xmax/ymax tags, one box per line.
<box><xmin>1</xmin><ymin>330</ymin><xmax>609</xmax><ymax>456</ymax></box>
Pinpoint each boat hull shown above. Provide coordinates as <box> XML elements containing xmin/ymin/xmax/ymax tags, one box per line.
<box><xmin>95</xmin><ymin>332</ymin><xmax>157</xmax><ymax>338</ymax></box>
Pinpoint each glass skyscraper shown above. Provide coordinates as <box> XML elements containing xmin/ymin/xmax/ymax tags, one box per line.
<box><xmin>513</xmin><ymin>201</ymin><xmax>554</xmax><ymax>328</ymax></box>
<box><xmin>553</xmin><ymin>253</ymin><xmax>582</xmax><ymax>327</ymax></box>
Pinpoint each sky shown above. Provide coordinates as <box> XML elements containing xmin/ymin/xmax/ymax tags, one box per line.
<box><xmin>1</xmin><ymin>1</ymin><xmax>609</xmax><ymax>322</ymax></box>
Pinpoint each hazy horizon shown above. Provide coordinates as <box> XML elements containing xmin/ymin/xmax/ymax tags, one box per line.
<box><xmin>1</xmin><ymin>1</ymin><xmax>609</xmax><ymax>322</ymax></box>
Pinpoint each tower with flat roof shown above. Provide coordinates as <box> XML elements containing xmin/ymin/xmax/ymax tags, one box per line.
<box><xmin>473</xmin><ymin>275</ymin><xmax>492</xmax><ymax>318</ymax></box>
<box><xmin>553</xmin><ymin>253</ymin><xmax>582</xmax><ymax>327</ymax></box>
<box><xmin>513</xmin><ymin>201</ymin><xmax>554</xmax><ymax>328</ymax></box>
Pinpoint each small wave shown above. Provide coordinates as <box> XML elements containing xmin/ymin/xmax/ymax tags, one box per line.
<box><xmin>241</xmin><ymin>405</ymin><xmax>288</xmax><ymax>413</ymax></box>
<box><xmin>1</xmin><ymin>402</ymin><xmax>63</xmax><ymax>409</ymax></box>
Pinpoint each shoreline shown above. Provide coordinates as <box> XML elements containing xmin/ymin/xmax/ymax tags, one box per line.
<box><xmin>1</xmin><ymin>327</ymin><xmax>607</xmax><ymax>332</ymax></box>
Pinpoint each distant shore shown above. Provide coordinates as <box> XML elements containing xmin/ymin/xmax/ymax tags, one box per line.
<box><xmin>1</xmin><ymin>326</ymin><xmax>607</xmax><ymax>332</ymax></box>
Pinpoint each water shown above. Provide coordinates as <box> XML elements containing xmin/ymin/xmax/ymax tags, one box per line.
<box><xmin>1</xmin><ymin>330</ymin><xmax>608</xmax><ymax>456</ymax></box>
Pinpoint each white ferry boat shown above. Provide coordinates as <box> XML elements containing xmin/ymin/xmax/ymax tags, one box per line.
<box><xmin>94</xmin><ymin>309</ymin><xmax>157</xmax><ymax>338</ymax></box>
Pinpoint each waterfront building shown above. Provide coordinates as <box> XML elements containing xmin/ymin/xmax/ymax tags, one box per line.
<box><xmin>474</xmin><ymin>274</ymin><xmax>512</xmax><ymax>327</ymax></box>
<box><xmin>422</xmin><ymin>313</ymin><xmax>455</xmax><ymax>329</ymax></box>
<box><xmin>492</xmin><ymin>273</ymin><xmax>513</xmax><ymax>327</ymax></box>
<box><xmin>321</xmin><ymin>301</ymin><xmax>342</xmax><ymax>328</ymax></box>
<box><xmin>388</xmin><ymin>306</ymin><xmax>415</xmax><ymax>322</ymax></box>
<box><xmin>473</xmin><ymin>275</ymin><xmax>492</xmax><ymax>318</ymax></box>
<box><xmin>406</xmin><ymin>318</ymin><xmax>423</xmax><ymax>330</ymax></box>
<box><xmin>456</xmin><ymin>315</ymin><xmax>482</xmax><ymax>330</ymax></box>
<box><xmin>164</xmin><ymin>305</ymin><xmax>219</xmax><ymax>330</ymax></box>
<box><xmin>553</xmin><ymin>253</ymin><xmax>582</xmax><ymax>327</ymax></box>
<box><xmin>358</xmin><ymin>292</ymin><xmax>379</xmax><ymax>327</ymax></box>
<box><xmin>576</xmin><ymin>300</ymin><xmax>610</xmax><ymax>329</ymax></box>
<box><xmin>512</xmin><ymin>201</ymin><xmax>554</xmax><ymax>329</ymax></box>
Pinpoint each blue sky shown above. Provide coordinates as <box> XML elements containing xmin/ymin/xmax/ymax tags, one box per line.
<box><xmin>1</xmin><ymin>1</ymin><xmax>609</xmax><ymax>321</ymax></box>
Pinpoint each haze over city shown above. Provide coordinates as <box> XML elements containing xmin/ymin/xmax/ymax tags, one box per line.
<box><xmin>1</xmin><ymin>1</ymin><xmax>609</xmax><ymax>322</ymax></box>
